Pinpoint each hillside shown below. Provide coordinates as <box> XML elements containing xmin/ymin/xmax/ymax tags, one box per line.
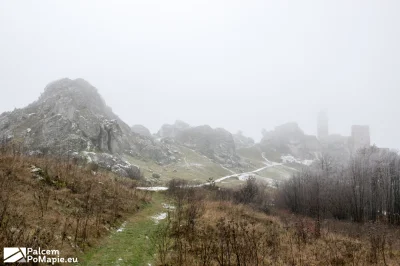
<box><xmin>0</xmin><ymin>78</ymin><xmax>177</xmax><ymax>178</ymax></box>
<box><xmin>0</xmin><ymin>151</ymin><xmax>150</xmax><ymax>262</ymax></box>
<box><xmin>0</xmin><ymin>79</ymin><xmax>313</xmax><ymax>188</ymax></box>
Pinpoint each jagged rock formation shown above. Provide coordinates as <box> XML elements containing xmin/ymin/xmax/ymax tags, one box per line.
<box><xmin>157</xmin><ymin>122</ymin><xmax>239</xmax><ymax>167</ymax></box>
<box><xmin>79</xmin><ymin>151</ymin><xmax>141</xmax><ymax>178</ymax></box>
<box><xmin>176</xmin><ymin>125</ymin><xmax>239</xmax><ymax>166</ymax></box>
<box><xmin>233</xmin><ymin>131</ymin><xmax>255</xmax><ymax>149</ymax></box>
<box><xmin>131</xmin><ymin>124</ymin><xmax>152</xmax><ymax>138</ymax></box>
<box><xmin>157</xmin><ymin>120</ymin><xmax>190</xmax><ymax>138</ymax></box>
<box><xmin>0</xmin><ymin>78</ymin><xmax>176</xmax><ymax>176</ymax></box>
<box><xmin>260</xmin><ymin>122</ymin><xmax>321</xmax><ymax>160</ymax></box>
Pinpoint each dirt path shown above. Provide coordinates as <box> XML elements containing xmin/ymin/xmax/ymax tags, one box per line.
<box><xmin>138</xmin><ymin>153</ymin><xmax>290</xmax><ymax>191</ymax></box>
<box><xmin>79</xmin><ymin>193</ymin><xmax>166</xmax><ymax>266</ymax></box>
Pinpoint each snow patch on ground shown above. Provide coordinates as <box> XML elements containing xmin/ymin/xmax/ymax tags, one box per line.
<box><xmin>189</xmin><ymin>163</ymin><xmax>203</xmax><ymax>167</ymax></box>
<box><xmin>82</xmin><ymin>151</ymin><xmax>96</xmax><ymax>163</ymax></box>
<box><xmin>162</xmin><ymin>203</ymin><xmax>175</xmax><ymax>210</ymax></box>
<box><xmin>281</xmin><ymin>155</ymin><xmax>314</xmax><ymax>166</ymax></box>
<box><xmin>137</xmin><ymin>186</ymin><xmax>168</xmax><ymax>191</ymax></box>
<box><xmin>117</xmin><ymin>221</ymin><xmax>127</xmax><ymax>232</ymax></box>
<box><xmin>31</xmin><ymin>167</ymin><xmax>42</xmax><ymax>173</ymax></box>
<box><xmin>152</xmin><ymin>213</ymin><xmax>167</xmax><ymax>224</ymax></box>
<box><xmin>238</xmin><ymin>173</ymin><xmax>255</xmax><ymax>181</ymax></box>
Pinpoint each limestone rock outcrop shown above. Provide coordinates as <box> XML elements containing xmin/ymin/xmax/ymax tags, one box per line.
<box><xmin>131</xmin><ymin>124</ymin><xmax>152</xmax><ymax>138</ymax></box>
<box><xmin>157</xmin><ymin>122</ymin><xmax>240</xmax><ymax>167</ymax></box>
<box><xmin>0</xmin><ymin>78</ymin><xmax>176</xmax><ymax>175</ymax></box>
<box><xmin>157</xmin><ymin>120</ymin><xmax>190</xmax><ymax>138</ymax></box>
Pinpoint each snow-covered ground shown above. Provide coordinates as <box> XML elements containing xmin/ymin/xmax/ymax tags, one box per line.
<box><xmin>137</xmin><ymin>186</ymin><xmax>168</xmax><ymax>191</ymax></box>
<box><xmin>151</xmin><ymin>213</ymin><xmax>167</xmax><ymax>224</ymax></box>
<box><xmin>162</xmin><ymin>203</ymin><xmax>175</xmax><ymax>210</ymax></box>
<box><xmin>117</xmin><ymin>221</ymin><xmax>127</xmax><ymax>232</ymax></box>
<box><xmin>238</xmin><ymin>173</ymin><xmax>255</xmax><ymax>181</ymax></box>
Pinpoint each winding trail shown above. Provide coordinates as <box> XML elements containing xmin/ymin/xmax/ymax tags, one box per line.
<box><xmin>137</xmin><ymin>152</ymin><xmax>291</xmax><ymax>191</ymax></box>
<box><xmin>79</xmin><ymin>193</ymin><xmax>166</xmax><ymax>265</ymax></box>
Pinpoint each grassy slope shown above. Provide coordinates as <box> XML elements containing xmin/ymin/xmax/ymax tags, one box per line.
<box><xmin>126</xmin><ymin>144</ymin><xmax>296</xmax><ymax>189</ymax></box>
<box><xmin>255</xmin><ymin>165</ymin><xmax>296</xmax><ymax>181</ymax></box>
<box><xmin>0</xmin><ymin>154</ymin><xmax>149</xmax><ymax>262</ymax></box>
<box><xmin>80</xmin><ymin>192</ymin><xmax>166</xmax><ymax>266</ymax></box>
<box><xmin>237</xmin><ymin>145</ymin><xmax>297</xmax><ymax>182</ymax></box>
<box><xmin>125</xmin><ymin>146</ymin><xmax>231</xmax><ymax>184</ymax></box>
<box><xmin>236</xmin><ymin>146</ymin><xmax>266</xmax><ymax>168</ymax></box>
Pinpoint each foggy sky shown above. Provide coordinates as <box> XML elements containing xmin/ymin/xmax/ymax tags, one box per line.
<box><xmin>1</xmin><ymin>1</ymin><xmax>399</xmax><ymax>149</ymax></box>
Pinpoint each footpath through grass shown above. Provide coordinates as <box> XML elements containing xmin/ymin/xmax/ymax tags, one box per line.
<box><xmin>79</xmin><ymin>192</ymin><xmax>166</xmax><ymax>266</ymax></box>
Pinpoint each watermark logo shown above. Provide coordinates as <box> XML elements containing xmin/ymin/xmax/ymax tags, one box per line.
<box><xmin>3</xmin><ymin>247</ymin><xmax>78</xmax><ymax>264</ymax></box>
<box><xmin>3</xmin><ymin>247</ymin><xmax>27</xmax><ymax>263</ymax></box>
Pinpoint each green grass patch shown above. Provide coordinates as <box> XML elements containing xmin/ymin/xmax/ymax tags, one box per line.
<box><xmin>236</xmin><ymin>146</ymin><xmax>265</xmax><ymax>168</ymax></box>
<box><xmin>79</xmin><ymin>192</ymin><xmax>166</xmax><ymax>266</ymax></box>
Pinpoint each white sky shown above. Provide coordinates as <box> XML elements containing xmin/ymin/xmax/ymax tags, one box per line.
<box><xmin>1</xmin><ymin>0</ymin><xmax>399</xmax><ymax>148</ymax></box>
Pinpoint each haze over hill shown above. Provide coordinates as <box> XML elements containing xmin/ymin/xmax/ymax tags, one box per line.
<box><xmin>0</xmin><ymin>78</ymin><xmax>376</xmax><ymax>191</ymax></box>
<box><xmin>1</xmin><ymin>2</ymin><xmax>400</xmax><ymax>265</ymax></box>
<box><xmin>1</xmin><ymin>1</ymin><xmax>400</xmax><ymax>149</ymax></box>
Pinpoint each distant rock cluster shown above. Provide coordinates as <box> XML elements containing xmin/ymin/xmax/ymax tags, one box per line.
<box><xmin>0</xmin><ymin>77</ymin><xmax>376</xmax><ymax>180</ymax></box>
<box><xmin>131</xmin><ymin>124</ymin><xmax>152</xmax><ymax>138</ymax></box>
<box><xmin>156</xmin><ymin>121</ymin><xmax>241</xmax><ymax>167</ymax></box>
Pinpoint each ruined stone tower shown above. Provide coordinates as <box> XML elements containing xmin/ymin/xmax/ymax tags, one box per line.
<box><xmin>351</xmin><ymin>125</ymin><xmax>370</xmax><ymax>152</ymax></box>
<box><xmin>317</xmin><ymin>111</ymin><xmax>329</xmax><ymax>140</ymax></box>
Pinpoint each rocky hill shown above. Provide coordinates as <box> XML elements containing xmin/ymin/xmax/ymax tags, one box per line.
<box><xmin>156</xmin><ymin>121</ymin><xmax>240</xmax><ymax>167</ymax></box>
<box><xmin>175</xmin><ymin>125</ymin><xmax>239</xmax><ymax>167</ymax></box>
<box><xmin>157</xmin><ymin>120</ymin><xmax>190</xmax><ymax>138</ymax></box>
<box><xmin>131</xmin><ymin>124</ymin><xmax>152</xmax><ymax>137</ymax></box>
<box><xmin>0</xmin><ymin>78</ymin><xmax>176</xmax><ymax>176</ymax></box>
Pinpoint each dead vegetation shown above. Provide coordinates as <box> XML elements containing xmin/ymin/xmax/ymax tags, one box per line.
<box><xmin>154</xmin><ymin>178</ymin><xmax>400</xmax><ymax>266</ymax></box>
<box><xmin>0</xmin><ymin>148</ymin><xmax>150</xmax><ymax>260</ymax></box>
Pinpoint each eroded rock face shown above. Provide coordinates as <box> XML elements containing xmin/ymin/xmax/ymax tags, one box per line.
<box><xmin>131</xmin><ymin>124</ymin><xmax>152</xmax><ymax>138</ymax></box>
<box><xmin>0</xmin><ymin>78</ymin><xmax>176</xmax><ymax>172</ymax></box>
<box><xmin>79</xmin><ymin>152</ymin><xmax>140</xmax><ymax>178</ymax></box>
<box><xmin>157</xmin><ymin>123</ymin><xmax>240</xmax><ymax>167</ymax></box>
<box><xmin>157</xmin><ymin>120</ymin><xmax>190</xmax><ymax>138</ymax></box>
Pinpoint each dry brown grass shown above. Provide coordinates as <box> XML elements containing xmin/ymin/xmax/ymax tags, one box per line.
<box><xmin>157</xmin><ymin>187</ymin><xmax>400</xmax><ymax>266</ymax></box>
<box><xmin>0</xmin><ymin>153</ymin><xmax>150</xmax><ymax>260</ymax></box>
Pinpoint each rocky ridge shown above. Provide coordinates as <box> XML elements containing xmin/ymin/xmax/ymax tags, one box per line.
<box><xmin>131</xmin><ymin>124</ymin><xmax>152</xmax><ymax>138</ymax></box>
<box><xmin>156</xmin><ymin>121</ymin><xmax>240</xmax><ymax>167</ymax></box>
<box><xmin>0</xmin><ymin>78</ymin><xmax>176</xmax><ymax>177</ymax></box>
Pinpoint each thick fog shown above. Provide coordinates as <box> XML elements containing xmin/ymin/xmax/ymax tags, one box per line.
<box><xmin>0</xmin><ymin>1</ymin><xmax>399</xmax><ymax>149</ymax></box>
